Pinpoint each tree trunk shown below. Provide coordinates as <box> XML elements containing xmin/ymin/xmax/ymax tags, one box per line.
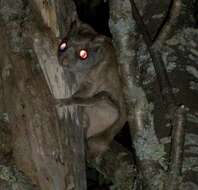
<box><xmin>0</xmin><ymin>0</ymin><xmax>87</xmax><ymax>189</ymax></box>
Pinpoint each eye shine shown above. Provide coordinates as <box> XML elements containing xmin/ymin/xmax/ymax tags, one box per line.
<box><xmin>59</xmin><ymin>42</ymin><xmax>67</xmax><ymax>51</ymax></box>
<box><xmin>79</xmin><ymin>49</ymin><xmax>88</xmax><ymax>60</ymax></box>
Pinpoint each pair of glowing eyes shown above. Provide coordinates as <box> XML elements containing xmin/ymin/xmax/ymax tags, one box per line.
<box><xmin>59</xmin><ymin>42</ymin><xmax>88</xmax><ymax>60</ymax></box>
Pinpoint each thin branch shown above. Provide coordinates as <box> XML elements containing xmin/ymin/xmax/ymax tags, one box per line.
<box><xmin>130</xmin><ymin>0</ymin><xmax>176</xmax><ymax>106</ymax></box>
<box><xmin>154</xmin><ymin>0</ymin><xmax>182</xmax><ymax>44</ymax></box>
<box><xmin>169</xmin><ymin>105</ymin><xmax>186</xmax><ymax>175</ymax></box>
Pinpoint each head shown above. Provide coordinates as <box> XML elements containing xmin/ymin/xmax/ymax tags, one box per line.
<box><xmin>57</xmin><ymin>22</ymin><xmax>106</xmax><ymax>73</ymax></box>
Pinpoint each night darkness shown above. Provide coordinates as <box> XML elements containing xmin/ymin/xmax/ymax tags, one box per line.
<box><xmin>74</xmin><ymin>0</ymin><xmax>111</xmax><ymax>37</ymax></box>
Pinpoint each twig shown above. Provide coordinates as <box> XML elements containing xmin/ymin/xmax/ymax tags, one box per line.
<box><xmin>154</xmin><ymin>0</ymin><xmax>182</xmax><ymax>44</ymax></box>
<box><xmin>130</xmin><ymin>0</ymin><xmax>176</xmax><ymax>106</ymax></box>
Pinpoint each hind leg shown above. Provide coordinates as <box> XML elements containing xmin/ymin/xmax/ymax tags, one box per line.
<box><xmin>86</xmin><ymin>117</ymin><xmax>125</xmax><ymax>160</ymax></box>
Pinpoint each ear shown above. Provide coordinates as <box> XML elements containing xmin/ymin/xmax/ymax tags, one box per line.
<box><xmin>78</xmin><ymin>23</ymin><xmax>97</xmax><ymax>35</ymax></box>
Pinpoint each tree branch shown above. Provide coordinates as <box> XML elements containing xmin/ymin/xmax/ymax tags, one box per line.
<box><xmin>154</xmin><ymin>0</ymin><xmax>182</xmax><ymax>44</ymax></box>
<box><xmin>129</xmin><ymin>1</ymin><xmax>187</xmax><ymax>189</ymax></box>
<box><xmin>109</xmin><ymin>0</ymin><xmax>166</xmax><ymax>189</ymax></box>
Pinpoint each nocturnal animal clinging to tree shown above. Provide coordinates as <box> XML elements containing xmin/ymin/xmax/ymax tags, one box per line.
<box><xmin>57</xmin><ymin>21</ymin><xmax>126</xmax><ymax>158</ymax></box>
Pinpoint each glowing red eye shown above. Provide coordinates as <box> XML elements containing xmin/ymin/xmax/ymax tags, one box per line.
<box><xmin>79</xmin><ymin>49</ymin><xmax>88</xmax><ymax>60</ymax></box>
<box><xmin>59</xmin><ymin>42</ymin><xmax>67</xmax><ymax>51</ymax></box>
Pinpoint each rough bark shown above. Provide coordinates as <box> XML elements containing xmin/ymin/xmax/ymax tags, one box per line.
<box><xmin>0</xmin><ymin>0</ymin><xmax>87</xmax><ymax>189</ymax></box>
<box><xmin>0</xmin><ymin>165</ymin><xmax>39</xmax><ymax>190</ymax></box>
<box><xmin>109</xmin><ymin>0</ymin><xmax>166</xmax><ymax>189</ymax></box>
<box><xmin>109</xmin><ymin>0</ymin><xmax>197</xmax><ymax>189</ymax></box>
